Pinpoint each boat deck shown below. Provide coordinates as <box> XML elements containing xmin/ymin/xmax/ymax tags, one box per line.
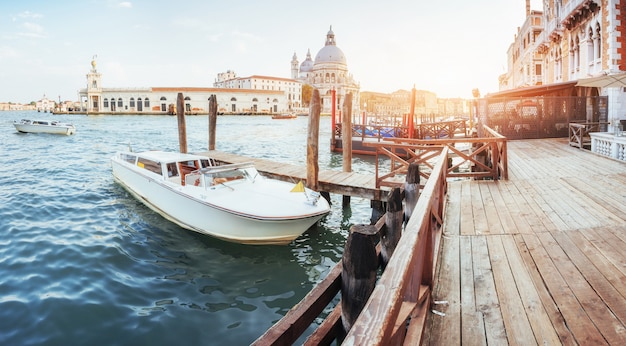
<box><xmin>424</xmin><ymin>138</ymin><xmax>626</xmax><ymax>345</ymax></box>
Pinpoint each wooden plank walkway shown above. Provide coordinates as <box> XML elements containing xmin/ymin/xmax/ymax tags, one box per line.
<box><xmin>195</xmin><ymin>150</ymin><xmax>388</xmax><ymax>200</ymax></box>
<box><xmin>424</xmin><ymin>138</ymin><xmax>626</xmax><ymax>345</ymax></box>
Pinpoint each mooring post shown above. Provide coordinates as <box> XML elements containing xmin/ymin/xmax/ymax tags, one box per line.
<box><xmin>342</xmin><ymin>93</ymin><xmax>353</xmax><ymax>207</ymax></box>
<box><xmin>340</xmin><ymin>224</ymin><xmax>378</xmax><ymax>342</ymax></box>
<box><xmin>307</xmin><ymin>89</ymin><xmax>320</xmax><ymax>193</ymax></box>
<box><xmin>403</xmin><ymin>163</ymin><xmax>420</xmax><ymax>223</ymax></box>
<box><xmin>370</xmin><ymin>200</ymin><xmax>385</xmax><ymax>224</ymax></box>
<box><xmin>208</xmin><ymin>94</ymin><xmax>217</xmax><ymax>151</ymax></box>
<box><xmin>381</xmin><ymin>187</ymin><xmax>403</xmax><ymax>269</ymax></box>
<box><xmin>177</xmin><ymin>92</ymin><xmax>187</xmax><ymax>153</ymax></box>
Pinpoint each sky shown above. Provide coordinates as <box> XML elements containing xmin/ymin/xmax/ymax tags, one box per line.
<box><xmin>0</xmin><ymin>0</ymin><xmax>543</xmax><ymax>104</ymax></box>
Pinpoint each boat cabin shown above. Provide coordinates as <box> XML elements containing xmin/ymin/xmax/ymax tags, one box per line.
<box><xmin>118</xmin><ymin>151</ymin><xmax>256</xmax><ymax>188</ymax></box>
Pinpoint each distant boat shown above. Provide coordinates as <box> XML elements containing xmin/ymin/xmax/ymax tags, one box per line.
<box><xmin>111</xmin><ymin>150</ymin><xmax>330</xmax><ymax>245</ymax></box>
<box><xmin>13</xmin><ymin>119</ymin><xmax>76</xmax><ymax>135</ymax></box>
<box><xmin>272</xmin><ymin>113</ymin><xmax>297</xmax><ymax>120</ymax></box>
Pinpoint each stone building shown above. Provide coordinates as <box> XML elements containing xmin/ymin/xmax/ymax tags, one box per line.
<box><xmin>79</xmin><ymin>58</ymin><xmax>291</xmax><ymax>115</ymax></box>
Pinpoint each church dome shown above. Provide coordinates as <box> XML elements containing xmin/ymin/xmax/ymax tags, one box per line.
<box><xmin>314</xmin><ymin>45</ymin><xmax>347</xmax><ymax>66</ymax></box>
<box><xmin>313</xmin><ymin>26</ymin><xmax>347</xmax><ymax>66</ymax></box>
<box><xmin>300</xmin><ymin>49</ymin><xmax>314</xmax><ymax>72</ymax></box>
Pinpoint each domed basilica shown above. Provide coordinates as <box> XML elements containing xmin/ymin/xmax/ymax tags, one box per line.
<box><xmin>291</xmin><ymin>26</ymin><xmax>360</xmax><ymax>114</ymax></box>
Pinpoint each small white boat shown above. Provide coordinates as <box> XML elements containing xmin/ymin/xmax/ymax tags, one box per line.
<box><xmin>111</xmin><ymin>150</ymin><xmax>330</xmax><ymax>245</ymax></box>
<box><xmin>13</xmin><ymin>119</ymin><xmax>76</xmax><ymax>135</ymax></box>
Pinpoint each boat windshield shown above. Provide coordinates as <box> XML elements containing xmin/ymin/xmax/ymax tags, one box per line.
<box><xmin>195</xmin><ymin>163</ymin><xmax>257</xmax><ymax>187</ymax></box>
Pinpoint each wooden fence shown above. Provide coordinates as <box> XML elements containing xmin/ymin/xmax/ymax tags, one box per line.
<box><xmin>568</xmin><ymin>122</ymin><xmax>610</xmax><ymax>149</ymax></box>
<box><xmin>367</xmin><ymin>125</ymin><xmax>507</xmax><ymax>189</ymax></box>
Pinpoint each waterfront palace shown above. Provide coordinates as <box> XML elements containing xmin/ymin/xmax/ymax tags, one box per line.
<box><xmin>78</xmin><ymin>27</ymin><xmax>361</xmax><ymax>116</ymax></box>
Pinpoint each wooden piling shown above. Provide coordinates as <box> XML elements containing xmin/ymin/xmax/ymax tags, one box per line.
<box><xmin>341</xmin><ymin>224</ymin><xmax>378</xmax><ymax>339</ymax></box>
<box><xmin>403</xmin><ymin>163</ymin><xmax>420</xmax><ymax>222</ymax></box>
<box><xmin>342</xmin><ymin>93</ymin><xmax>353</xmax><ymax>207</ymax></box>
<box><xmin>342</xmin><ymin>92</ymin><xmax>353</xmax><ymax>173</ymax></box>
<box><xmin>208</xmin><ymin>94</ymin><xmax>217</xmax><ymax>150</ymax></box>
<box><xmin>177</xmin><ymin>92</ymin><xmax>187</xmax><ymax>153</ymax></box>
<box><xmin>380</xmin><ymin>187</ymin><xmax>403</xmax><ymax>269</ymax></box>
<box><xmin>370</xmin><ymin>200</ymin><xmax>385</xmax><ymax>225</ymax></box>
<box><xmin>307</xmin><ymin>89</ymin><xmax>321</xmax><ymax>191</ymax></box>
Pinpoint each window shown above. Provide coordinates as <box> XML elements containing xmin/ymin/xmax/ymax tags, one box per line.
<box><xmin>117</xmin><ymin>98</ymin><xmax>123</xmax><ymax>107</ymax></box>
<box><xmin>166</xmin><ymin>162</ymin><xmax>179</xmax><ymax>177</ymax></box>
<box><xmin>144</xmin><ymin>98</ymin><xmax>150</xmax><ymax>107</ymax></box>
<box><xmin>130</xmin><ymin>98</ymin><xmax>135</xmax><ymax>107</ymax></box>
<box><xmin>104</xmin><ymin>98</ymin><xmax>109</xmax><ymax>107</ymax></box>
<box><xmin>137</xmin><ymin>158</ymin><xmax>162</xmax><ymax>175</ymax></box>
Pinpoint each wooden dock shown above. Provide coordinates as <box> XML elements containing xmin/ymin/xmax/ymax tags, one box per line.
<box><xmin>195</xmin><ymin>150</ymin><xmax>388</xmax><ymax>201</ymax></box>
<box><xmin>424</xmin><ymin>138</ymin><xmax>626</xmax><ymax>345</ymax></box>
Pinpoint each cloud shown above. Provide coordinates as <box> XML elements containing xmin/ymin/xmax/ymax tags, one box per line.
<box><xmin>18</xmin><ymin>22</ymin><xmax>46</xmax><ymax>39</ymax></box>
<box><xmin>16</xmin><ymin>11</ymin><xmax>43</xmax><ymax>20</ymax></box>
<box><xmin>0</xmin><ymin>46</ymin><xmax>20</xmax><ymax>60</ymax></box>
<box><xmin>107</xmin><ymin>1</ymin><xmax>132</xmax><ymax>8</ymax></box>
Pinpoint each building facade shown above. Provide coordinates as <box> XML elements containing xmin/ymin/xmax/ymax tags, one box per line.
<box><xmin>498</xmin><ymin>0</ymin><xmax>625</xmax><ymax>130</ymax></box>
<box><xmin>291</xmin><ymin>27</ymin><xmax>361</xmax><ymax>114</ymax></box>
<box><xmin>213</xmin><ymin>72</ymin><xmax>302</xmax><ymax>112</ymax></box>
<box><xmin>79</xmin><ymin>59</ymin><xmax>291</xmax><ymax>115</ymax></box>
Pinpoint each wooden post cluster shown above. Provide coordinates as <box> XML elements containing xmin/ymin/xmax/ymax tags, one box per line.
<box><xmin>340</xmin><ymin>163</ymin><xmax>421</xmax><ymax>337</ymax></box>
<box><xmin>176</xmin><ymin>92</ymin><xmax>187</xmax><ymax>153</ymax></box>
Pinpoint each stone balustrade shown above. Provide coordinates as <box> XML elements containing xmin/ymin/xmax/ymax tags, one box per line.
<box><xmin>590</xmin><ymin>132</ymin><xmax>626</xmax><ymax>161</ymax></box>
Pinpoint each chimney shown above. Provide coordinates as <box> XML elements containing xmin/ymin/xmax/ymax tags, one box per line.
<box><xmin>526</xmin><ymin>0</ymin><xmax>530</xmax><ymax>16</ymax></box>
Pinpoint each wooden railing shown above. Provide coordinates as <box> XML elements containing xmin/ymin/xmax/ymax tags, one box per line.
<box><xmin>252</xmin><ymin>152</ymin><xmax>449</xmax><ymax>345</ymax></box>
<box><xmin>418</xmin><ymin>119</ymin><xmax>467</xmax><ymax>139</ymax></box>
<box><xmin>568</xmin><ymin>122</ymin><xmax>610</xmax><ymax>149</ymax></box>
<box><xmin>343</xmin><ymin>150</ymin><xmax>447</xmax><ymax>345</ymax></box>
<box><xmin>366</xmin><ymin>125</ymin><xmax>508</xmax><ymax>188</ymax></box>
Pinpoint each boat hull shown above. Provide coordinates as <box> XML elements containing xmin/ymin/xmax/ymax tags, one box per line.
<box><xmin>111</xmin><ymin>157</ymin><xmax>328</xmax><ymax>245</ymax></box>
<box><xmin>13</xmin><ymin>122</ymin><xmax>76</xmax><ymax>135</ymax></box>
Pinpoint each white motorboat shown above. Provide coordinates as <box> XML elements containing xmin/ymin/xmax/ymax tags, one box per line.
<box><xmin>111</xmin><ymin>150</ymin><xmax>330</xmax><ymax>245</ymax></box>
<box><xmin>13</xmin><ymin>119</ymin><xmax>76</xmax><ymax>135</ymax></box>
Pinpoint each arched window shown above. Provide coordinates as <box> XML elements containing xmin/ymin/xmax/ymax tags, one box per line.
<box><xmin>230</xmin><ymin>97</ymin><xmax>237</xmax><ymax>102</ymax></box>
<box><xmin>130</xmin><ymin>97</ymin><xmax>135</xmax><ymax>107</ymax></box>
<box><xmin>118</xmin><ymin>98</ymin><xmax>123</xmax><ymax>107</ymax></box>
<box><xmin>144</xmin><ymin>98</ymin><xmax>150</xmax><ymax>107</ymax></box>
<box><xmin>252</xmin><ymin>98</ymin><xmax>258</xmax><ymax>102</ymax></box>
<box><xmin>103</xmin><ymin>98</ymin><xmax>109</xmax><ymax>107</ymax></box>
<box><xmin>331</xmin><ymin>73</ymin><xmax>336</xmax><ymax>83</ymax></box>
<box><xmin>160</xmin><ymin>96</ymin><xmax>167</xmax><ymax>101</ymax></box>
<box><xmin>184</xmin><ymin>96</ymin><xmax>191</xmax><ymax>100</ymax></box>
<box><xmin>92</xmin><ymin>81</ymin><xmax>97</xmax><ymax>88</ymax></box>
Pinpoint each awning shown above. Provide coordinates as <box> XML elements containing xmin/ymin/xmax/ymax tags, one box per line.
<box><xmin>576</xmin><ymin>72</ymin><xmax>626</xmax><ymax>88</ymax></box>
<box><xmin>485</xmin><ymin>81</ymin><xmax>577</xmax><ymax>98</ymax></box>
